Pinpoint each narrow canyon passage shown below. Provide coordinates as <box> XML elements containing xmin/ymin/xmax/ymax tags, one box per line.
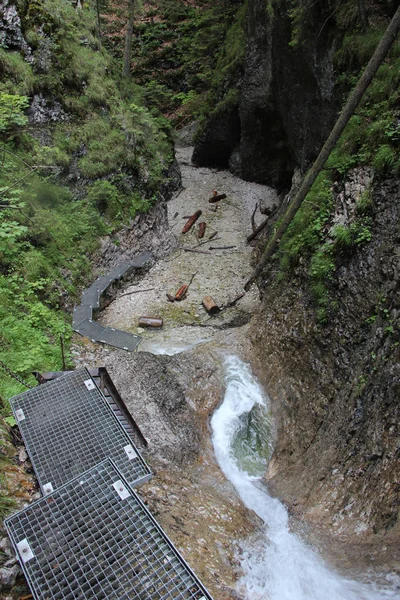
<box><xmin>73</xmin><ymin>146</ymin><xmax>399</xmax><ymax>600</ymax></box>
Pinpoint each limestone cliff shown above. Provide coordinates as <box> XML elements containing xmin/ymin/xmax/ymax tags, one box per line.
<box><xmin>193</xmin><ymin>0</ymin><xmax>340</xmax><ymax>189</ymax></box>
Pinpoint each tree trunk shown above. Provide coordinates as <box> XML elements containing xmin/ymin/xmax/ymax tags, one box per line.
<box><xmin>123</xmin><ymin>0</ymin><xmax>135</xmax><ymax>77</ymax></box>
<box><xmin>358</xmin><ymin>0</ymin><xmax>369</xmax><ymax>29</ymax></box>
<box><xmin>244</xmin><ymin>6</ymin><xmax>400</xmax><ymax>291</ymax></box>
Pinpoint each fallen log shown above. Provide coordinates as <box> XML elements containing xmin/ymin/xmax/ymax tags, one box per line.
<box><xmin>209</xmin><ymin>193</ymin><xmax>227</xmax><ymax>204</ymax></box>
<box><xmin>182</xmin><ymin>210</ymin><xmax>202</xmax><ymax>233</ymax></box>
<box><xmin>138</xmin><ymin>317</ymin><xmax>163</xmax><ymax>328</ymax></box>
<box><xmin>197</xmin><ymin>222</ymin><xmax>206</xmax><ymax>239</ymax></box>
<box><xmin>202</xmin><ymin>296</ymin><xmax>220</xmax><ymax>315</ymax></box>
<box><xmin>175</xmin><ymin>284</ymin><xmax>188</xmax><ymax>301</ymax></box>
<box><xmin>247</xmin><ymin>217</ymin><xmax>269</xmax><ymax>243</ymax></box>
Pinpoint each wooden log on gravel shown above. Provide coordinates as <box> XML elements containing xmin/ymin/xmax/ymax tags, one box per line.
<box><xmin>175</xmin><ymin>284</ymin><xmax>188</xmax><ymax>301</ymax></box>
<box><xmin>197</xmin><ymin>222</ymin><xmax>206</xmax><ymax>238</ymax></box>
<box><xmin>209</xmin><ymin>193</ymin><xmax>227</xmax><ymax>203</ymax></box>
<box><xmin>202</xmin><ymin>296</ymin><xmax>220</xmax><ymax>315</ymax></box>
<box><xmin>182</xmin><ymin>210</ymin><xmax>202</xmax><ymax>233</ymax></box>
<box><xmin>138</xmin><ymin>317</ymin><xmax>163</xmax><ymax>328</ymax></box>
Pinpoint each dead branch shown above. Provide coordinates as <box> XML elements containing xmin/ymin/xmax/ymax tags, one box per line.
<box><xmin>180</xmin><ymin>247</ymin><xmax>211</xmax><ymax>255</ymax></box>
<box><xmin>251</xmin><ymin>202</ymin><xmax>259</xmax><ymax>233</ymax></box>
<box><xmin>119</xmin><ymin>287</ymin><xmax>154</xmax><ymax>298</ymax></box>
<box><xmin>247</xmin><ymin>217</ymin><xmax>269</xmax><ymax>242</ymax></box>
<box><xmin>209</xmin><ymin>245</ymin><xmax>236</xmax><ymax>250</ymax></box>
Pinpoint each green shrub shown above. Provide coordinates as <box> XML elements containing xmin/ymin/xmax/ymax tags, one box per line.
<box><xmin>0</xmin><ymin>93</ymin><xmax>29</xmax><ymax>135</ymax></box>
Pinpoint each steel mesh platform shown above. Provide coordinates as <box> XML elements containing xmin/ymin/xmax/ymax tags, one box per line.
<box><xmin>72</xmin><ymin>318</ymin><xmax>106</xmax><ymax>343</ymax></box>
<box><xmin>72</xmin><ymin>319</ymin><xmax>141</xmax><ymax>352</ymax></box>
<box><xmin>5</xmin><ymin>460</ymin><xmax>212</xmax><ymax>600</ymax></box>
<box><xmin>72</xmin><ymin>305</ymin><xmax>93</xmax><ymax>328</ymax></box>
<box><xmin>10</xmin><ymin>369</ymin><xmax>151</xmax><ymax>493</ymax></box>
<box><xmin>97</xmin><ymin>327</ymin><xmax>142</xmax><ymax>352</ymax></box>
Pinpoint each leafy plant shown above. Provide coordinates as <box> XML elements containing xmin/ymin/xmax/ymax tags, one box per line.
<box><xmin>0</xmin><ymin>93</ymin><xmax>29</xmax><ymax>135</ymax></box>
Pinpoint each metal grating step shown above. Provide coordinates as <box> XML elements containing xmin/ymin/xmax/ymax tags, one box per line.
<box><xmin>10</xmin><ymin>368</ymin><xmax>151</xmax><ymax>494</ymax></box>
<box><xmin>72</xmin><ymin>305</ymin><xmax>93</xmax><ymax>329</ymax></box>
<box><xmin>81</xmin><ymin>286</ymin><xmax>100</xmax><ymax>308</ymax></box>
<box><xmin>72</xmin><ymin>318</ymin><xmax>106</xmax><ymax>342</ymax></box>
<box><xmin>97</xmin><ymin>327</ymin><xmax>142</xmax><ymax>352</ymax></box>
<box><xmin>5</xmin><ymin>460</ymin><xmax>213</xmax><ymax>600</ymax></box>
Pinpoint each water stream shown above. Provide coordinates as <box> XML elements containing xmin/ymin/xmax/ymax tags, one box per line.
<box><xmin>211</xmin><ymin>355</ymin><xmax>399</xmax><ymax>600</ymax></box>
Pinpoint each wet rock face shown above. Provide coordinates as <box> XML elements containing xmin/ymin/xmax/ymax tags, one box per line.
<box><xmin>252</xmin><ymin>179</ymin><xmax>400</xmax><ymax>551</ymax></box>
<box><xmin>105</xmin><ymin>352</ymin><xmax>201</xmax><ymax>465</ymax></box>
<box><xmin>193</xmin><ymin>0</ymin><xmax>339</xmax><ymax>189</ymax></box>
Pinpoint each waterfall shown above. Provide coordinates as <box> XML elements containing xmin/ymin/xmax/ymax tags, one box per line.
<box><xmin>211</xmin><ymin>355</ymin><xmax>399</xmax><ymax>600</ymax></box>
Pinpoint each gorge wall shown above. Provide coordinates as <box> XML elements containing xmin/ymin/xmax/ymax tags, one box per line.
<box><xmin>194</xmin><ymin>0</ymin><xmax>400</xmax><ymax>568</ymax></box>
<box><xmin>252</xmin><ymin>177</ymin><xmax>400</xmax><ymax>566</ymax></box>
<box><xmin>193</xmin><ymin>0</ymin><xmax>340</xmax><ymax>189</ymax></box>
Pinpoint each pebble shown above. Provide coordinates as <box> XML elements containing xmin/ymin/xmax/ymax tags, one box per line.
<box><xmin>18</xmin><ymin>447</ymin><xmax>28</xmax><ymax>462</ymax></box>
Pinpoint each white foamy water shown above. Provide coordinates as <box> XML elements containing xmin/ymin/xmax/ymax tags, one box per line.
<box><xmin>211</xmin><ymin>355</ymin><xmax>399</xmax><ymax>600</ymax></box>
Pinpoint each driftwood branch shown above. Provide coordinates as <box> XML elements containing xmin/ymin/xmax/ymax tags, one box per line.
<box><xmin>119</xmin><ymin>287</ymin><xmax>154</xmax><ymax>298</ymax></box>
<box><xmin>247</xmin><ymin>217</ymin><xmax>269</xmax><ymax>242</ymax></box>
<box><xmin>180</xmin><ymin>247</ymin><xmax>211</xmax><ymax>255</ymax></box>
<box><xmin>193</xmin><ymin>236</ymin><xmax>221</xmax><ymax>249</ymax></box>
<box><xmin>251</xmin><ymin>203</ymin><xmax>258</xmax><ymax>233</ymax></box>
<box><xmin>209</xmin><ymin>245</ymin><xmax>236</xmax><ymax>250</ymax></box>
<box><xmin>226</xmin><ymin>292</ymin><xmax>245</xmax><ymax>308</ymax></box>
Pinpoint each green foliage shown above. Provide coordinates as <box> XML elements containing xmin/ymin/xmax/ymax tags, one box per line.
<box><xmin>278</xmin><ymin>173</ymin><xmax>333</xmax><ymax>273</ymax></box>
<box><xmin>102</xmin><ymin>0</ymin><xmax>245</xmax><ymax>123</ymax></box>
<box><xmin>288</xmin><ymin>0</ymin><xmax>305</xmax><ymax>48</ymax></box>
<box><xmin>0</xmin><ymin>50</ymin><xmax>36</xmax><ymax>95</ymax></box>
<box><xmin>333</xmin><ymin>29</ymin><xmax>400</xmax><ymax>180</ymax></box>
<box><xmin>0</xmin><ymin>273</ymin><xmax>70</xmax><ymax>399</ymax></box>
<box><xmin>0</xmin><ymin>218</ymin><xmax>28</xmax><ymax>267</ymax></box>
<box><xmin>0</xmin><ymin>93</ymin><xmax>29</xmax><ymax>135</ymax></box>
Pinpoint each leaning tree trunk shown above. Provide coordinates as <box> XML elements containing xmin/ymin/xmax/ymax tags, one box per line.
<box><xmin>123</xmin><ymin>0</ymin><xmax>135</xmax><ymax>77</ymax></box>
<box><xmin>244</xmin><ymin>6</ymin><xmax>400</xmax><ymax>291</ymax></box>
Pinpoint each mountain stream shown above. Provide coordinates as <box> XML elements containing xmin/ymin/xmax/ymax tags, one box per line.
<box><xmin>211</xmin><ymin>355</ymin><xmax>399</xmax><ymax>600</ymax></box>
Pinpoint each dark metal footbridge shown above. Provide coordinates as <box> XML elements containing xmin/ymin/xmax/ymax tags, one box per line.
<box><xmin>72</xmin><ymin>252</ymin><xmax>153</xmax><ymax>352</ymax></box>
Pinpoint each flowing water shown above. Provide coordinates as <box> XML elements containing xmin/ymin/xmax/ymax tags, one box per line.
<box><xmin>211</xmin><ymin>355</ymin><xmax>399</xmax><ymax>600</ymax></box>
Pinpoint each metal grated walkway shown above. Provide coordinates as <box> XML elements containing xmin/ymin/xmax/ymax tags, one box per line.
<box><xmin>72</xmin><ymin>252</ymin><xmax>153</xmax><ymax>351</ymax></box>
<box><xmin>10</xmin><ymin>368</ymin><xmax>152</xmax><ymax>494</ymax></box>
<box><xmin>5</xmin><ymin>459</ymin><xmax>212</xmax><ymax>600</ymax></box>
